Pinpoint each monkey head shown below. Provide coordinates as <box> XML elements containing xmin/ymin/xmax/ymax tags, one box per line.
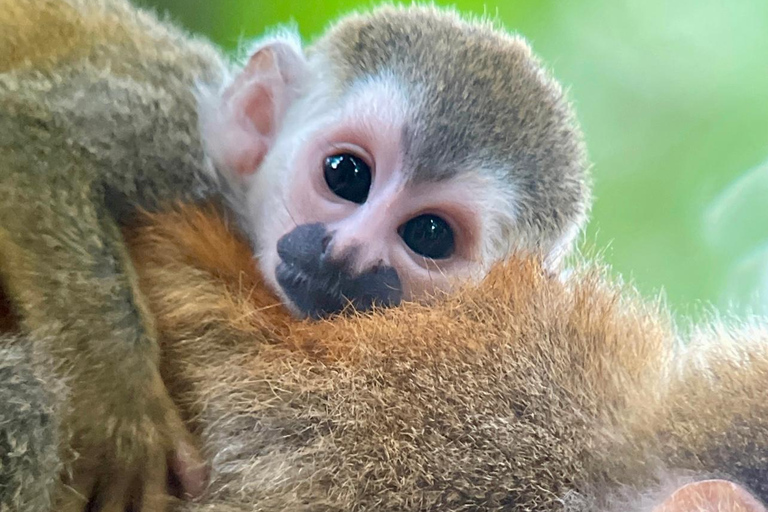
<box><xmin>200</xmin><ymin>6</ymin><xmax>590</xmax><ymax>318</ymax></box>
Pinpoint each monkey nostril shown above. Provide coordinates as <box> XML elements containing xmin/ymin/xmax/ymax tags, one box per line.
<box><xmin>368</xmin><ymin>261</ymin><xmax>386</xmax><ymax>274</ymax></box>
<box><xmin>320</xmin><ymin>232</ymin><xmax>333</xmax><ymax>255</ymax></box>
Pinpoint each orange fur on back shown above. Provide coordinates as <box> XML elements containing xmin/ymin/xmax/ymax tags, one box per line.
<box><xmin>125</xmin><ymin>203</ymin><xmax>768</xmax><ymax>511</ymax></box>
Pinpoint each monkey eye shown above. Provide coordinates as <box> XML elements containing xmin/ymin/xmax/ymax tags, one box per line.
<box><xmin>399</xmin><ymin>214</ymin><xmax>455</xmax><ymax>260</ymax></box>
<box><xmin>324</xmin><ymin>153</ymin><xmax>372</xmax><ymax>204</ymax></box>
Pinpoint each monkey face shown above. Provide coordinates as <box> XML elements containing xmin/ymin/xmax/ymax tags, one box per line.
<box><xmin>247</xmin><ymin>78</ymin><xmax>495</xmax><ymax>318</ymax></box>
<box><xmin>202</xmin><ymin>47</ymin><xmax>514</xmax><ymax>318</ymax></box>
<box><xmin>202</xmin><ymin>52</ymin><xmax>517</xmax><ymax>317</ymax></box>
<box><xmin>200</xmin><ymin>13</ymin><xmax>589</xmax><ymax>318</ymax></box>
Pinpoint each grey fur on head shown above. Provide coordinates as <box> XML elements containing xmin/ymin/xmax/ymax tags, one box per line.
<box><xmin>310</xmin><ymin>6</ymin><xmax>590</xmax><ymax>261</ymax></box>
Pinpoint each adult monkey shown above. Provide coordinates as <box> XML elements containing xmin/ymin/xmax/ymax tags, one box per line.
<box><xmin>131</xmin><ymin>206</ymin><xmax>768</xmax><ymax>511</ymax></box>
<box><xmin>5</xmin><ymin>204</ymin><xmax>768</xmax><ymax>511</ymax></box>
<box><xmin>0</xmin><ymin>0</ymin><xmax>589</xmax><ymax>510</ymax></box>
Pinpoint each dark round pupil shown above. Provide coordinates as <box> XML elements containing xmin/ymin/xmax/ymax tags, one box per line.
<box><xmin>399</xmin><ymin>214</ymin><xmax>455</xmax><ymax>260</ymax></box>
<box><xmin>323</xmin><ymin>153</ymin><xmax>371</xmax><ymax>204</ymax></box>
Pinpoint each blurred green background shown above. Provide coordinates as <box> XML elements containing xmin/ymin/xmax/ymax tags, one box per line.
<box><xmin>139</xmin><ymin>0</ymin><xmax>768</xmax><ymax>317</ymax></box>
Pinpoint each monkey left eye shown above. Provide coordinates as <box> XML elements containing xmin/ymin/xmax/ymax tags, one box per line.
<box><xmin>324</xmin><ymin>153</ymin><xmax>372</xmax><ymax>204</ymax></box>
<box><xmin>399</xmin><ymin>214</ymin><xmax>455</xmax><ymax>260</ymax></box>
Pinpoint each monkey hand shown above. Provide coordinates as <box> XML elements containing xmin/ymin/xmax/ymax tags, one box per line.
<box><xmin>55</xmin><ymin>368</ymin><xmax>208</xmax><ymax>512</ymax></box>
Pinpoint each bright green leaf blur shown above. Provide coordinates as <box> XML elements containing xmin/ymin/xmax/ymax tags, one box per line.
<box><xmin>138</xmin><ymin>0</ymin><xmax>768</xmax><ymax>317</ymax></box>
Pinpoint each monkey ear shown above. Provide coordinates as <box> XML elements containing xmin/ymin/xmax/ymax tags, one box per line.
<box><xmin>653</xmin><ymin>480</ymin><xmax>766</xmax><ymax>512</ymax></box>
<box><xmin>201</xmin><ymin>37</ymin><xmax>308</xmax><ymax>178</ymax></box>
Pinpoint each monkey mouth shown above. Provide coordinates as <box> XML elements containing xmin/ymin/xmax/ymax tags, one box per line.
<box><xmin>275</xmin><ymin>262</ymin><xmax>348</xmax><ymax>319</ymax></box>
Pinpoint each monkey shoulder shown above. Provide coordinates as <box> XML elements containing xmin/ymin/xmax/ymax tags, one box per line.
<box><xmin>0</xmin><ymin>0</ymin><xmax>230</xmax><ymax>216</ymax></box>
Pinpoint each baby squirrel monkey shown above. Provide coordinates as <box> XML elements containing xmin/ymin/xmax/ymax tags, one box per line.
<box><xmin>0</xmin><ymin>0</ymin><xmax>588</xmax><ymax>510</ymax></box>
<box><xmin>202</xmin><ymin>6</ymin><xmax>589</xmax><ymax>318</ymax></box>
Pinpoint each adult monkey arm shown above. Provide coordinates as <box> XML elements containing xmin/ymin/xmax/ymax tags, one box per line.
<box><xmin>0</xmin><ymin>0</ymin><xmax>228</xmax><ymax>509</ymax></box>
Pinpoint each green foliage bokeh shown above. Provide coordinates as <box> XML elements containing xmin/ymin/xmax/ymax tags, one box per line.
<box><xmin>139</xmin><ymin>0</ymin><xmax>768</xmax><ymax>316</ymax></box>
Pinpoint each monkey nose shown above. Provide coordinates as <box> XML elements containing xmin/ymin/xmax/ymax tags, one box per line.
<box><xmin>320</xmin><ymin>231</ymin><xmax>332</xmax><ymax>255</ymax></box>
<box><xmin>277</xmin><ymin>223</ymin><xmax>333</xmax><ymax>273</ymax></box>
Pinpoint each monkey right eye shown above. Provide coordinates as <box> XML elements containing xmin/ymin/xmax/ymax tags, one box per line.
<box><xmin>323</xmin><ymin>153</ymin><xmax>372</xmax><ymax>204</ymax></box>
<box><xmin>399</xmin><ymin>214</ymin><xmax>455</xmax><ymax>260</ymax></box>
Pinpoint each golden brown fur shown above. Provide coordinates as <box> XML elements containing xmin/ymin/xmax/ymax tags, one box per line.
<box><xmin>123</xmin><ymin>204</ymin><xmax>768</xmax><ymax>511</ymax></box>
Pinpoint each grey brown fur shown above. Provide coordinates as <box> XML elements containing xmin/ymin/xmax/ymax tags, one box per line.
<box><xmin>312</xmin><ymin>6</ymin><xmax>589</xmax><ymax>252</ymax></box>
<box><xmin>0</xmin><ymin>342</ymin><xmax>61</xmax><ymax>512</ymax></box>
<box><xmin>0</xmin><ymin>0</ymin><xmax>229</xmax><ymax>508</ymax></box>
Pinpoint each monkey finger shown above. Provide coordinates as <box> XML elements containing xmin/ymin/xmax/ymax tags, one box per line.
<box><xmin>137</xmin><ymin>451</ymin><xmax>171</xmax><ymax>512</ymax></box>
<box><xmin>54</xmin><ymin>471</ymin><xmax>96</xmax><ymax>512</ymax></box>
<box><xmin>89</xmin><ymin>474</ymin><xmax>133</xmax><ymax>512</ymax></box>
<box><xmin>162</xmin><ymin>402</ymin><xmax>209</xmax><ymax>499</ymax></box>
<box><xmin>653</xmin><ymin>480</ymin><xmax>767</xmax><ymax>512</ymax></box>
<box><xmin>169</xmin><ymin>435</ymin><xmax>209</xmax><ymax>499</ymax></box>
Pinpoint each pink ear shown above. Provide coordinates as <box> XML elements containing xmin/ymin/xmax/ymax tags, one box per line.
<box><xmin>202</xmin><ymin>38</ymin><xmax>307</xmax><ymax>177</ymax></box>
<box><xmin>653</xmin><ymin>480</ymin><xmax>766</xmax><ymax>512</ymax></box>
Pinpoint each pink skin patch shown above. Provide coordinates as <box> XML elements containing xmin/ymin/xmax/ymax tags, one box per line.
<box><xmin>200</xmin><ymin>41</ymin><xmax>304</xmax><ymax>180</ymax></box>
<box><xmin>169</xmin><ymin>439</ymin><xmax>209</xmax><ymax>499</ymax></box>
<box><xmin>653</xmin><ymin>480</ymin><xmax>766</xmax><ymax>512</ymax></box>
